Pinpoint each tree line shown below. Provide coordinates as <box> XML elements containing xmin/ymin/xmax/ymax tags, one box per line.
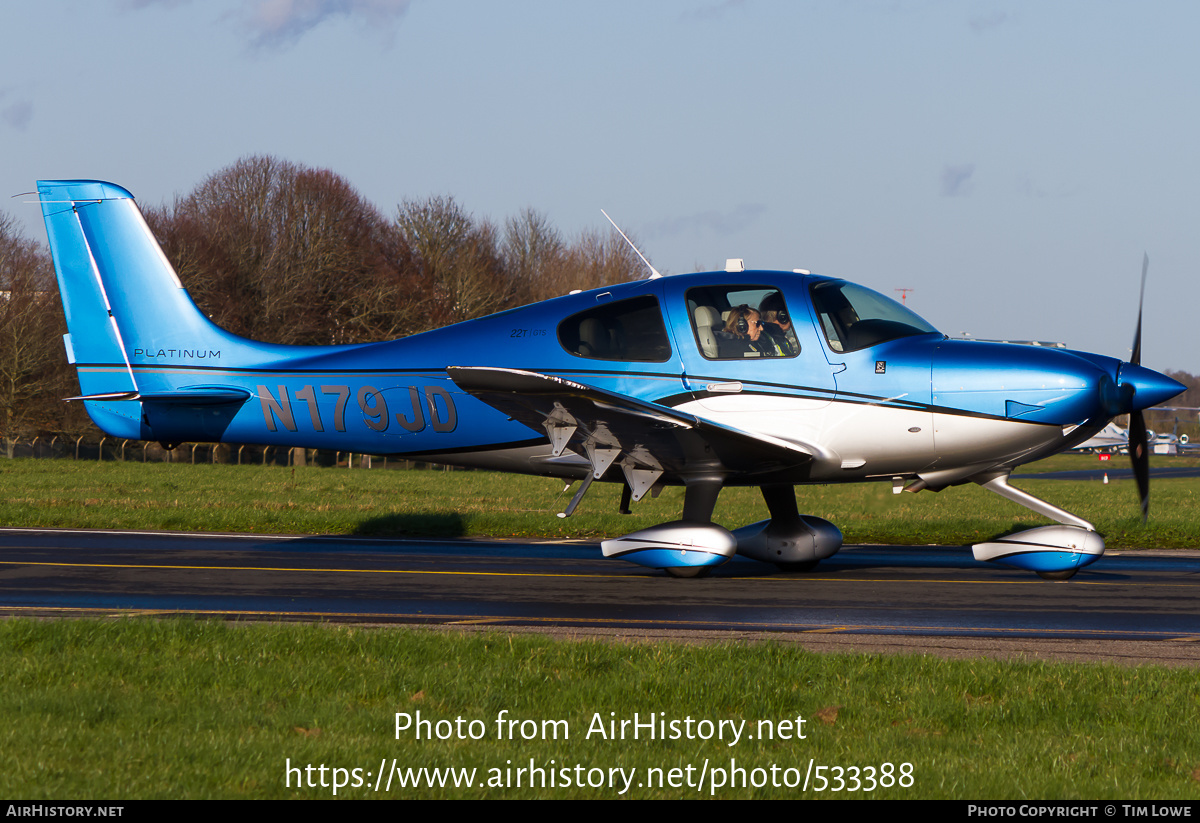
<box><xmin>1</xmin><ymin>154</ymin><xmax>1197</xmax><ymax>448</ymax></box>
<box><xmin>0</xmin><ymin>155</ymin><xmax>645</xmax><ymax>445</ymax></box>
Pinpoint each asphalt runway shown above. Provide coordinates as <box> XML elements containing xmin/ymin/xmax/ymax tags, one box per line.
<box><xmin>3</xmin><ymin>527</ymin><xmax>1200</xmax><ymax>665</ymax></box>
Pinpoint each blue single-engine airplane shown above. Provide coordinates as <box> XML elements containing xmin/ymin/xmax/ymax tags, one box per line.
<box><xmin>35</xmin><ymin>179</ymin><xmax>1184</xmax><ymax>579</ymax></box>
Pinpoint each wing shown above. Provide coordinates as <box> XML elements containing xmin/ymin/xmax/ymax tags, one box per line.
<box><xmin>447</xmin><ymin>366</ymin><xmax>815</xmax><ymax>499</ymax></box>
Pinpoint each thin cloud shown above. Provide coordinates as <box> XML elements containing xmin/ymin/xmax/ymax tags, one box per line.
<box><xmin>124</xmin><ymin>0</ymin><xmax>415</xmax><ymax>49</ymax></box>
<box><xmin>682</xmin><ymin>0</ymin><xmax>750</xmax><ymax>22</ymax></box>
<box><xmin>1016</xmin><ymin>174</ymin><xmax>1082</xmax><ymax>200</ymax></box>
<box><xmin>940</xmin><ymin>164</ymin><xmax>975</xmax><ymax>197</ymax></box>
<box><xmin>0</xmin><ymin>89</ymin><xmax>33</xmax><ymax>132</ymax></box>
<box><xmin>241</xmin><ymin>0</ymin><xmax>414</xmax><ymax>49</ymax></box>
<box><xmin>120</xmin><ymin>0</ymin><xmax>193</xmax><ymax>8</ymax></box>
<box><xmin>969</xmin><ymin>11</ymin><xmax>1011</xmax><ymax>33</ymax></box>
<box><xmin>641</xmin><ymin>203</ymin><xmax>766</xmax><ymax>239</ymax></box>
<box><xmin>2</xmin><ymin>100</ymin><xmax>33</xmax><ymax>131</ymax></box>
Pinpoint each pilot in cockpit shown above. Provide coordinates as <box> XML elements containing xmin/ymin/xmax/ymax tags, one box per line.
<box><xmin>758</xmin><ymin>293</ymin><xmax>799</xmax><ymax>356</ymax></box>
<box><xmin>717</xmin><ymin>306</ymin><xmax>776</xmax><ymax>357</ymax></box>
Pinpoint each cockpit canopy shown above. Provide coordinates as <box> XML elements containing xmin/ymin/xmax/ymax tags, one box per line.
<box><xmin>810</xmin><ymin>280</ymin><xmax>939</xmax><ymax>353</ymax></box>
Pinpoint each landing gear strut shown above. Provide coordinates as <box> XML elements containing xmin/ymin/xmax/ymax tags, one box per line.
<box><xmin>601</xmin><ymin>480</ymin><xmax>845</xmax><ymax>577</ymax></box>
<box><xmin>970</xmin><ymin>472</ymin><xmax>1103</xmax><ymax>577</ymax></box>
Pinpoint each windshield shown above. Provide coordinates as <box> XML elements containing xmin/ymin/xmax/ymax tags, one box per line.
<box><xmin>810</xmin><ymin>281</ymin><xmax>939</xmax><ymax>353</ymax></box>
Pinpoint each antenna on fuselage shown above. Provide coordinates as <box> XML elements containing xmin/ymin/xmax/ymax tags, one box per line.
<box><xmin>600</xmin><ymin>209</ymin><xmax>662</xmax><ymax>279</ymax></box>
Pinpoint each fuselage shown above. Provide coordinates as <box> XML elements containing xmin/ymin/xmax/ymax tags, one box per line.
<box><xmin>77</xmin><ymin>269</ymin><xmax>1176</xmax><ymax>488</ymax></box>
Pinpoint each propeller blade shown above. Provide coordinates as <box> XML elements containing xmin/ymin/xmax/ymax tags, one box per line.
<box><xmin>1126</xmin><ymin>253</ymin><xmax>1150</xmax><ymax>521</ymax></box>
<box><xmin>1129</xmin><ymin>409</ymin><xmax>1150</xmax><ymax>523</ymax></box>
<box><xmin>1131</xmin><ymin>252</ymin><xmax>1147</xmax><ymax>366</ymax></box>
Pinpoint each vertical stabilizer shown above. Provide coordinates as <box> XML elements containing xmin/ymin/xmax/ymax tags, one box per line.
<box><xmin>38</xmin><ymin>181</ymin><xmax>140</xmax><ymax>398</ymax></box>
<box><xmin>37</xmin><ymin>179</ymin><xmax>243</xmax><ymax>400</ymax></box>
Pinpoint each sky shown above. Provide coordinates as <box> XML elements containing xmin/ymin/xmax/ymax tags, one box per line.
<box><xmin>1</xmin><ymin>0</ymin><xmax>1197</xmax><ymax>373</ymax></box>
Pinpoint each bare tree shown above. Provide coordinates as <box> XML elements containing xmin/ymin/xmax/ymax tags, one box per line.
<box><xmin>147</xmin><ymin>156</ymin><xmax>423</xmax><ymax>345</ymax></box>
<box><xmin>558</xmin><ymin>226</ymin><xmax>647</xmax><ymax>293</ymax></box>
<box><xmin>503</xmin><ymin>207</ymin><xmax>566</xmax><ymax>304</ymax></box>
<box><xmin>142</xmin><ymin>157</ymin><xmax>648</xmax><ymax>346</ymax></box>
<box><xmin>0</xmin><ymin>212</ymin><xmax>67</xmax><ymax>454</ymax></box>
<box><xmin>502</xmin><ymin>211</ymin><xmax>650</xmax><ymax>302</ymax></box>
<box><xmin>395</xmin><ymin>195</ymin><xmax>514</xmax><ymax>326</ymax></box>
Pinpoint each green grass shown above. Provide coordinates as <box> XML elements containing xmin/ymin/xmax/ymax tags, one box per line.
<box><xmin>2</xmin><ymin>456</ymin><xmax>1199</xmax><ymax>799</ymax></box>
<box><xmin>1</xmin><ymin>619</ymin><xmax>1198</xmax><ymax>799</ymax></box>
<box><xmin>1</xmin><ymin>454</ymin><xmax>1197</xmax><ymax>548</ymax></box>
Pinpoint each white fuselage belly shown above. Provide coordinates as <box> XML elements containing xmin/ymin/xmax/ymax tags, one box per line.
<box><xmin>673</xmin><ymin>397</ymin><xmax>1064</xmax><ymax>481</ymax></box>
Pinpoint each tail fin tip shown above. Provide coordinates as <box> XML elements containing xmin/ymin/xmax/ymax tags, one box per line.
<box><xmin>36</xmin><ymin>179</ymin><xmax>135</xmax><ymax>203</ymax></box>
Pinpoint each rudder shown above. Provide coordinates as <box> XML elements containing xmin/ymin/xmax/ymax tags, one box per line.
<box><xmin>38</xmin><ymin>180</ymin><xmax>247</xmax><ymax>396</ymax></box>
<box><xmin>38</xmin><ymin>180</ymin><xmax>140</xmax><ymax>398</ymax></box>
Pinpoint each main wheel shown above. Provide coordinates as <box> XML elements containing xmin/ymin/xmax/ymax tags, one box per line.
<box><xmin>775</xmin><ymin>560</ymin><xmax>820</xmax><ymax>573</ymax></box>
<box><xmin>1036</xmin><ymin>569</ymin><xmax>1078</xmax><ymax>581</ymax></box>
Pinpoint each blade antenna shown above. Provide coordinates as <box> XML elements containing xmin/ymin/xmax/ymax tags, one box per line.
<box><xmin>600</xmin><ymin>209</ymin><xmax>661</xmax><ymax>279</ymax></box>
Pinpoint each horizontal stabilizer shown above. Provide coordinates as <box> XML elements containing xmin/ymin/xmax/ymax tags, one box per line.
<box><xmin>66</xmin><ymin>386</ymin><xmax>251</xmax><ymax>405</ymax></box>
<box><xmin>64</xmin><ymin>391</ymin><xmax>141</xmax><ymax>403</ymax></box>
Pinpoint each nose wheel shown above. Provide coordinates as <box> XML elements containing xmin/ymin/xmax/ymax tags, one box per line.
<box><xmin>665</xmin><ymin>566</ymin><xmax>712</xmax><ymax>579</ymax></box>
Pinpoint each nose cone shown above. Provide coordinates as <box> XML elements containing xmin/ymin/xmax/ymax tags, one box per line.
<box><xmin>1118</xmin><ymin>363</ymin><xmax>1185</xmax><ymax>412</ymax></box>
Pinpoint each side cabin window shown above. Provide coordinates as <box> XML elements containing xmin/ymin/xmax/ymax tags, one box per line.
<box><xmin>809</xmin><ymin>280</ymin><xmax>938</xmax><ymax>353</ymax></box>
<box><xmin>557</xmin><ymin>295</ymin><xmax>672</xmax><ymax>362</ymax></box>
<box><xmin>686</xmin><ymin>285</ymin><xmax>800</xmax><ymax>360</ymax></box>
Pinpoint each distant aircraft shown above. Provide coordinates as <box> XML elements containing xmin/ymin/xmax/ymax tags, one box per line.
<box><xmin>35</xmin><ymin>180</ymin><xmax>1184</xmax><ymax>579</ymax></box>
<box><xmin>1072</xmin><ymin>422</ymin><xmax>1133</xmax><ymax>453</ymax></box>
<box><xmin>1073</xmin><ymin>420</ymin><xmax>1193</xmax><ymax>453</ymax></box>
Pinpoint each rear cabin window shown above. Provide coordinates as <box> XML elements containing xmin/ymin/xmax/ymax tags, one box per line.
<box><xmin>557</xmin><ymin>295</ymin><xmax>672</xmax><ymax>362</ymax></box>
<box><xmin>686</xmin><ymin>285</ymin><xmax>800</xmax><ymax>360</ymax></box>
